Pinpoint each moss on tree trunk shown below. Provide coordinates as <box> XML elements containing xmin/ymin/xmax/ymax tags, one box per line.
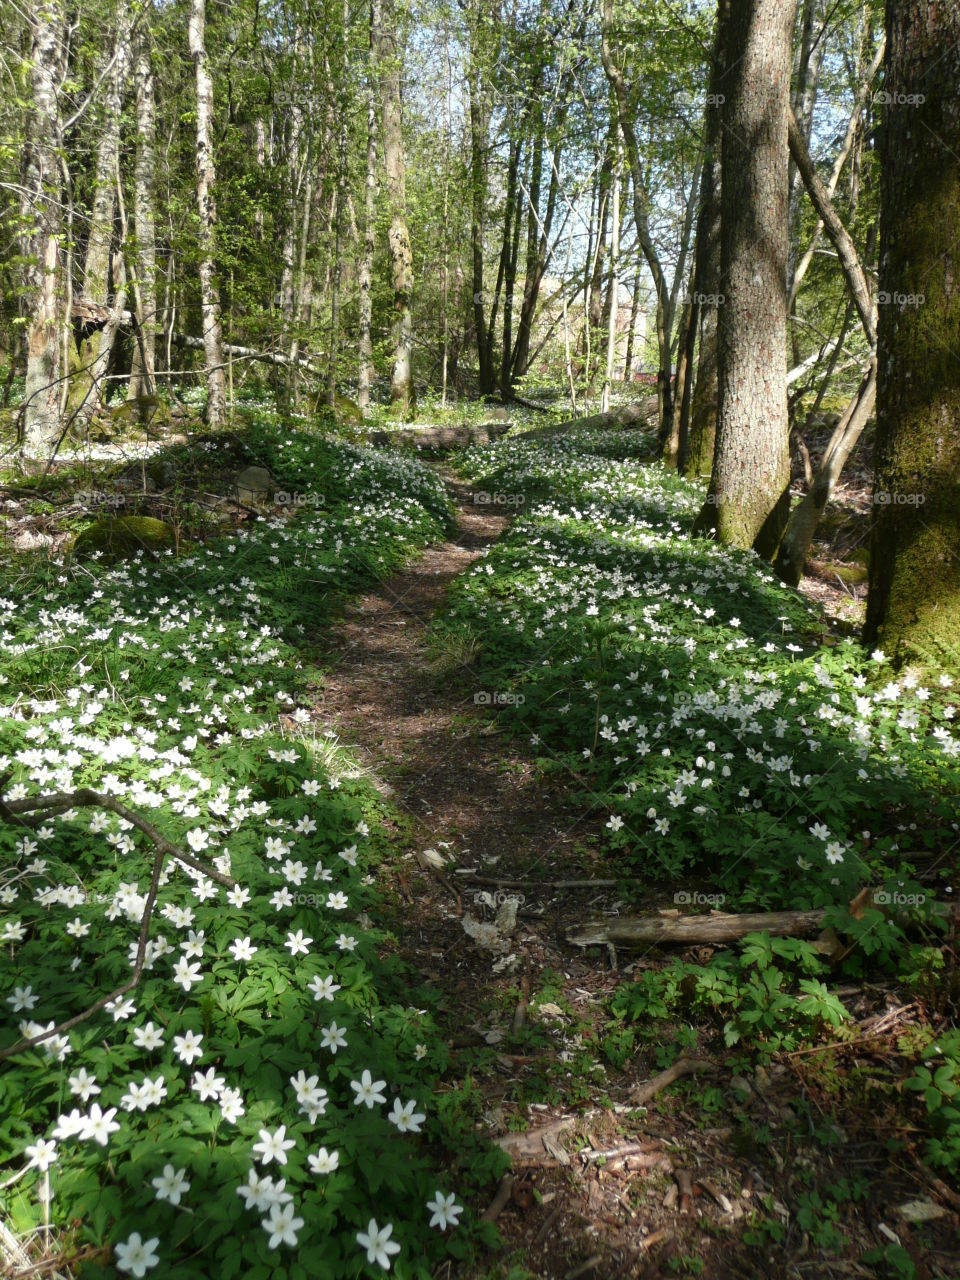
<box><xmin>863</xmin><ymin>0</ymin><xmax>960</xmax><ymax>667</ymax></box>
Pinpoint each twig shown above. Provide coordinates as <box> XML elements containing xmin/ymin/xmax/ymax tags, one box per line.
<box><xmin>0</xmin><ymin>785</ymin><xmax>235</xmax><ymax>1062</ymax></box>
<box><xmin>512</xmin><ymin>966</ymin><xmax>530</xmax><ymax>1036</ymax></box>
<box><xmin>482</xmin><ymin>1174</ymin><xmax>515</xmax><ymax>1225</ymax></box>
<box><xmin>632</xmin><ymin>1057</ymin><xmax>717</xmax><ymax>1105</ymax></box>
<box><xmin>0</xmin><ymin>786</ymin><xmax>235</xmax><ymax>886</ymax></box>
<box><xmin>564</xmin><ymin>1255</ymin><xmax>603</xmax><ymax>1279</ymax></box>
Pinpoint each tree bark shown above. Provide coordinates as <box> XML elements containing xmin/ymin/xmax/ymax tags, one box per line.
<box><xmin>127</xmin><ymin>29</ymin><xmax>157</xmax><ymax>401</ymax></box>
<box><xmin>20</xmin><ymin>0</ymin><xmax>64</xmax><ymax>462</ymax></box>
<box><xmin>600</xmin><ymin>140</ymin><xmax>621</xmax><ymax>413</ymax></box>
<box><xmin>600</xmin><ymin>0</ymin><xmax>675</xmax><ymax>453</ymax></box>
<box><xmin>66</xmin><ymin>6</ymin><xmax>129</xmax><ymax>430</ymax></box>
<box><xmin>864</xmin><ymin>0</ymin><xmax>960</xmax><ymax>663</ymax></box>
<box><xmin>694</xmin><ymin>0</ymin><xmax>797</xmax><ymax>558</ymax></box>
<box><xmin>685</xmin><ymin>2</ymin><xmax>727</xmax><ymax>478</ymax></box>
<box><xmin>789</xmin><ymin>34</ymin><xmax>885</xmax><ymax>310</ymax></box>
<box><xmin>188</xmin><ymin>0</ymin><xmax>227</xmax><ymax>427</ymax></box>
<box><xmin>373</xmin><ymin>0</ymin><xmax>415</xmax><ymax>415</ymax></box>
<box><xmin>357</xmin><ymin>64</ymin><xmax>378</xmax><ymax>412</ymax></box>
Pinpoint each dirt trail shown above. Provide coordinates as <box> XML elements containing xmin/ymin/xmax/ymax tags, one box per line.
<box><xmin>312</xmin><ymin>473</ymin><xmax>650</xmax><ymax>1275</ymax></box>
<box><xmin>313</xmin><ymin>471</ymin><xmax>605</xmax><ymax>886</ymax></box>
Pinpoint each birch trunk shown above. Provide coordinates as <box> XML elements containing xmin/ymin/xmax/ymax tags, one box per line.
<box><xmin>373</xmin><ymin>0</ymin><xmax>414</xmax><ymax>415</ymax></box>
<box><xmin>188</xmin><ymin>0</ymin><xmax>227</xmax><ymax>426</ymax></box>
<box><xmin>127</xmin><ymin>31</ymin><xmax>157</xmax><ymax>400</ymax></box>
<box><xmin>20</xmin><ymin>0</ymin><xmax>64</xmax><ymax>462</ymax></box>
<box><xmin>357</xmin><ymin>65</ymin><xmax>378</xmax><ymax>411</ymax></box>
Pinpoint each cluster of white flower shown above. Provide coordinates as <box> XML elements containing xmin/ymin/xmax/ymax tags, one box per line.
<box><xmin>0</xmin><ymin>427</ymin><xmax>459</xmax><ymax>1273</ymax></box>
<box><xmin>455</xmin><ymin>432</ymin><xmax>960</xmax><ymax>898</ymax></box>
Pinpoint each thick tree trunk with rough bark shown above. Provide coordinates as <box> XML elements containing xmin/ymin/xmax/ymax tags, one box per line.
<box><xmin>188</xmin><ymin>0</ymin><xmax>227</xmax><ymax>427</ymax></box>
<box><xmin>864</xmin><ymin>0</ymin><xmax>960</xmax><ymax>663</ymax></box>
<box><xmin>127</xmin><ymin>32</ymin><xmax>157</xmax><ymax>401</ymax></box>
<box><xmin>694</xmin><ymin>0</ymin><xmax>796</xmax><ymax>557</ymax></box>
<box><xmin>20</xmin><ymin>0</ymin><xmax>63</xmax><ymax>462</ymax></box>
<box><xmin>373</xmin><ymin>0</ymin><xmax>414</xmax><ymax>415</ymax></box>
<box><xmin>66</xmin><ymin>7</ymin><xmax>129</xmax><ymax>429</ymax></box>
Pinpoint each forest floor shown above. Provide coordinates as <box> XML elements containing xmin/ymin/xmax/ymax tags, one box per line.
<box><xmin>312</xmin><ymin>465</ymin><xmax>959</xmax><ymax>1280</ymax></box>
<box><xmin>0</xmin><ymin>412</ymin><xmax>956</xmax><ymax>1280</ymax></box>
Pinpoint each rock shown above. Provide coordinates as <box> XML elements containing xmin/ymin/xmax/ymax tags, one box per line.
<box><xmin>109</xmin><ymin>396</ymin><xmax>172</xmax><ymax>429</ymax></box>
<box><xmin>116</xmin><ymin>464</ymin><xmax>157</xmax><ymax>493</ymax></box>
<box><xmin>73</xmin><ymin>515</ymin><xmax>176</xmax><ymax>560</ymax></box>
<box><xmin>895</xmin><ymin>1198</ymin><xmax>948</xmax><ymax>1224</ymax></box>
<box><xmin>235</xmin><ymin>466</ymin><xmax>274</xmax><ymax>505</ymax></box>
<box><xmin>12</xmin><ymin>529</ymin><xmax>54</xmax><ymax>553</ymax></box>
<box><xmin>334</xmin><ymin>394</ymin><xmax>364</xmax><ymax>424</ymax></box>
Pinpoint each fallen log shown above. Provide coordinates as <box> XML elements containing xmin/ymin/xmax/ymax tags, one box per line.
<box><xmin>567</xmin><ymin>900</ymin><xmax>960</xmax><ymax>949</ymax></box>
<box><xmin>568</xmin><ymin>908</ymin><xmax>827</xmax><ymax>948</ymax></box>
<box><xmin>519</xmin><ymin>399</ymin><xmax>657</xmax><ymax>439</ymax></box>
<box><xmin>173</xmin><ymin>334</ymin><xmax>324</xmax><ymax>376</ymax></box>
<box><xmin>365</xmin><ymin>423</ymin><xmax>510</xmax><ymax>449</ymax></box>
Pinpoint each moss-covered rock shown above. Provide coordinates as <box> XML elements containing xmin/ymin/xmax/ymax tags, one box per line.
<box><xmin>72</xmin><ymin>515</ymin><xmax>176</xmax><ymax>560</ymax></box>
<box><xmin>333</xmin><ymin>394</ymin><xmax>364</xmax><ymax>424</ymax></box>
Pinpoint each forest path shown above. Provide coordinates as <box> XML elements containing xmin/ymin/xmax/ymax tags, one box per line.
<box><xmin>311</xmin><ymin>468</ymin><xmax>650</xmax><ymax>1278</ymax></box>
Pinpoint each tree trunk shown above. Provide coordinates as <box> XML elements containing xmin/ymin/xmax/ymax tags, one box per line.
<box><xmin>373</xmin><ymin>0</ymin><xmax>414</xmax><ymax>415</ymax></box>
<box><xmin>622</xmin><ymin>263</ymin><xmax>641</xmax><ymax>380</ymax></box>
<box><xmin>864</xmin><ymin>0</ymin><xmax>960</xmax><ymax>663</ymax></box>
<box><xmin>789</xmin><ymin>33</ymin><xmax>885</xmax><ymax>310</ymax></box>
<box><xmin>66</xmin><ymin>6</ymin><xmax>129</xmax><ymax>430</ymax></box>
<box><xmin>357</xmin><ymin>69</ymin><xmax>378</xmax><ymax>412</ymax></box>
<box><xmin>20</xmin><ymin>0</ymin><xmax>64</xmax><ymax>462</ymax></box>
<box><xmin>127</xmin><ymin>30</ymin><xmax>157</xmax><ymax>401</ymax></box>
<box><xmin>776</xmin><ymin>358</ymin><xmax>877</xmax><ymax>585</ymax></box>
<box><xmin>694</xmin><ymin>0</ymin><xmax>796</xmax><ymax>557</ymax></box>
<box><xmin>188</xmin><ymin>0</ymin><xmax>227</xmax><ymax>427</ymax></box>
<box><xmin>684</xmin><ymin>2</ymin><xmax>727</xmax><ymax>478</ymax></box>
<box><xmin>600</xmin><ymin>140</ymin><xmax>621</xmax><ymax>413</ymax></box>
<box><xmin>600</xmin><ymin>0</ymin><xmax>674</xmax><ymax>452</ymax></box>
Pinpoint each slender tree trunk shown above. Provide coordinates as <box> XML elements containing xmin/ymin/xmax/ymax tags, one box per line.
<box><xmin>776</xmin><ymin>357</ymin><xmax>877</xmax><ymax>586</ymax></box>
<box><xmin>373</xmin><ymin>0</ymin><xmax>414</xmax><ymax>415</ymax></box>
<box><xmin>622</xmin><ymin>263</ymin><xmax>641</xmax><ymax>380</ymax></box>
<box><xmin>127</xmin><ymin>30</ymin><xmax>157</xmax><ymax>401</ymax></box>
<box><xmin>600</xmin><ymin>141</ymin><xmax>621</xmax><ymax>413</ymax></box>
<box><xmin>440</xmin><ymin>22</ymin><xmax>451</xmax><ymax>407</ymax></box>
<box><xmin>673</xmin><ymin>285</ymin><xmax>699</xmax><ymax>473</ymax></box>
<box><xmin>600</xmin><ymin>0</ymin><xmax>674</xmax><ymax>452</ymax></box>
<box><xmin>694</xmin><ymin>0</ymin><xmax>797</xmax><ymax>557</ymax></box>
<box><xmin>789</xmin><ymin>33</ymin><xmax>884</xmax><ymax>309</ymax></box>
<box><xmin>357</xmin><ymin>70</ymin><xmax>378</xmax><ymax>412</ymax></box>
<box><xmin>188</xmin><ymin>0</ymin><xmax>227</xmax><ymax>426</ymax></box>
<box><xmin>863</xmin><ymin>0</ymin><xmax>960</xmax><ymax>662</ymax></box>
<box><xmin>66</xmin><ymin>7</ymin><xmax>129</xmax><ymax>429</ymax></box>
<box><xmin>20</xmin><ymin>0</ymin><xmax>64</xmax><ymax>462</ymax></box>
<box><xmin>589</xmin><ymin>137</ymin><xmax>613</xmax><ymax>331</ymax></box>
